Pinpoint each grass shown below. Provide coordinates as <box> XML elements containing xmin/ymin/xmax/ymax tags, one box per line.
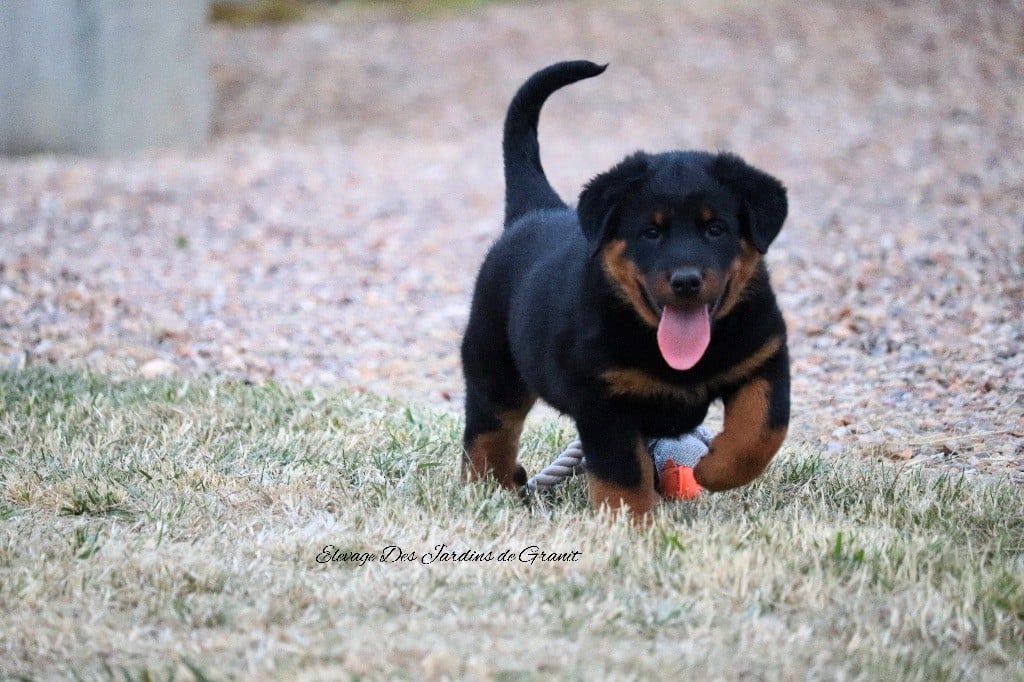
<box><xmin>358</xmin><ymin>0</ymin><xmax>508</xmax><ymax>16</ymax></box>
<box><xmin>209</xmin><ymin>1</ymin><xmax>310</xmax><ymax>27</ymax></box>
<box><xmin>1</xmin><ymin>368</ymin><xmax>1023</xmax><ymax>680</ymax></box>
<box><xmin>208</xmin><ymin>0</ymin><xmax>509</xmax><ymax>26</ymax></box>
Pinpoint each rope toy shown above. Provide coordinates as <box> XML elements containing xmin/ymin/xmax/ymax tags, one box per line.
<box><xmin>527</xmin><ymin>426</ymin><xmax>713</xmax><ymax>500</ymax></box>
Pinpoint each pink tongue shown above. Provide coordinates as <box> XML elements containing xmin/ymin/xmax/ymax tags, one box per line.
<box><xmin>657</xmin><ymin>305</ymin><xmax>711</xmax><ymax>370</ymax></box>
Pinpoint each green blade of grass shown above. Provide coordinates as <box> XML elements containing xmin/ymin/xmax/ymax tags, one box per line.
<box><xmin>1</xmin><ymin>368</ymin><xmax>1022</xmax><ymax>680</ymax></box>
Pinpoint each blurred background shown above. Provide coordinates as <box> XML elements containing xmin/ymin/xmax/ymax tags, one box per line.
<box><xmin>1</xmin><ymin>0</ymin><xmax>1022</xmax><ymax>477</ymax></box>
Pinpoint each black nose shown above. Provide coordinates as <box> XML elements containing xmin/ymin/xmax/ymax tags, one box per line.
<box><xmin>670</xmin><ymin>269</ymin><xmax>703</xmax><ymax>296</ymax></box>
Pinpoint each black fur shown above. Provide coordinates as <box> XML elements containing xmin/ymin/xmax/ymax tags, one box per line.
<box><xmin>462</xmin><ymin>61</ymin><xmax>791</xmax><ymax>505</ymax></box>
<box><xmin>503</xmin><ymin>60</ymin><xmax>608</xmax><ymax>225</ymax></box>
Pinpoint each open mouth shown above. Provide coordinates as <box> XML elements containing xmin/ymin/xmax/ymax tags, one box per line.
<box><xmin>638</xmin><ymin>278</ymin><xmax>728</xmax><ymax>371</ymax></box>
<box><xmin>637</xmin><ymin>278</ymin><xmax>726</xmax><ymax>323</ymax></box>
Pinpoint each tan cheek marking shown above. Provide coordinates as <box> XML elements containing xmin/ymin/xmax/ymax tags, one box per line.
<box><xmin>699</xmin><ymin>205</ymin><xmax>713</xmax><ymax>223</ymax></box>
<box><xmin>587</xmin><ymin>440</ymin><xmax>659</xmax><ymax>521</ymax></box>
<box><xmin>701</xmin><ymin>269</ymin><xmax>727</xmax><ymax>305</ymax></box>
<box><xmin>462</xmin><ymin>405</ymin><xmax>533</xmax><ymax>488</ymax></box>
<box><xmin>651</xmin><ymin>210</ymin><xmax>667</xmax><ymax>227</ymax></box>
<box><xmin>601</xmin><ymin>239</ymin><xmax>660</xmax><ymax>328</ymax></box>
<box><xmin>693</xmin><ymin>378</ymin><xmax>787</xmax><ymax>491</ymax></box>
<box><xmin>715</xmin><ymin>240</ymin><xmax>762</xmax><ymax>320</ymax></box>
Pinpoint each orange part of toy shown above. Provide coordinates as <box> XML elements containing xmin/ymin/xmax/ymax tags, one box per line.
<box><xmin>658</xmin><ymin>461</ymin><xmax>703</xmax><ymax>500</ymax></box>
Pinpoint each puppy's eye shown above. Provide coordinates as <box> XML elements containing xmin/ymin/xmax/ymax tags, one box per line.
<box><xmin>705</xmin><ymin>221</ymin><xmax>726</xmax><ymax>238</ymax></box>
<box><xmin>640</xmin><ymin>227</ymin><xmax>662</xmax><ymax>241</ymax></box>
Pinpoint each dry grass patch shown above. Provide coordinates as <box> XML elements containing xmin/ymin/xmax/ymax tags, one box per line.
<box><xmin>208</xmin><ymin>0</ymin><xmax>508</xmax><ymax>25</ymax></box>
<box><xmin>209</xmin><ymin>1</ymin><xmax>310</xmax><ymax>26</ymax></box>
<box><xmin>1</xmin><ymin>369</ymin><xmax>1022</xmax><ymax>680</ymax></box>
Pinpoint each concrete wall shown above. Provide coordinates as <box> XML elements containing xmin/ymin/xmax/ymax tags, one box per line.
<box><xmin>0</xmin><ymin>0</ymin><xmax>210</xmax><ymax>155</ymax></box>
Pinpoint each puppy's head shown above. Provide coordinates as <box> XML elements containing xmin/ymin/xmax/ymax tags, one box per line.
<box><xmin>578</xmin><ymin>151</ymin><xmax>787</xmax><ymax>370</ymax></box>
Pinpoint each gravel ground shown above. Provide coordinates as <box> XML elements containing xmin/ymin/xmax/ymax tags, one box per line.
<box><xmin>2</xmin><ymin>0</ymin><xmax>1022</xmax><ymax>480</ymax></box>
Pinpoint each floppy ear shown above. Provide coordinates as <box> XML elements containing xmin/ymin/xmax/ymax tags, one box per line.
<box><xmin>577</xmin><ymin>152</ymin><xmax>649</xmax><ymax>252</ymax></box>
<box><xmin>710</xmin><ymin>153</ymin><xmax>787</xmax><ymax>254</ymax></box>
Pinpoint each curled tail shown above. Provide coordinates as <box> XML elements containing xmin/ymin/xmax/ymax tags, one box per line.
<box><xmin>503</xmin><ymin>60</ymin><xmax>607</xmax><ymax>226</ymax></box>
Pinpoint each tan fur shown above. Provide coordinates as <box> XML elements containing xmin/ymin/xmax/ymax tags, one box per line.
<box><xmin>600</xmin><ymin>335</ymin><xmax>783</xmax><ymax>403</ymax></box>
<box><xmin>601</xmin><ymin>368</ymin><xmax>708</xmax><ymax>404</ymax></box>
<box><xmin>462</xmin><ymin>404</ymin><xmax>533</xmax><ymax>488</ymax></box>
<box><xmin>601</xmin><ymin>239</ymin><xmax>660</xmax><ymax>328</ymax></box>
<box><xmin>587</xmin><ymin>439</ymin><xmax>659</xmax><ymax>519</ymax></box>
<box><xmin>693</xmin><ymin>378</ymin><xmax>787</xmax><ymax>491</ymax></box>
<box><xmin>715</xmin><ymin>240</ymin><xmax>762</xmax><ymax>320</ymax></box>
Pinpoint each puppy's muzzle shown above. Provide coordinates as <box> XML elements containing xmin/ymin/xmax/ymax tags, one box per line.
<box><xmin>640</xmin><ymin>268</ymin><xmax>725</xmax><ymax>318</ymax></box>
<box><xmin>669</xmin><ymin>268</ymin><xmax>703</xmax><ymax>298</ymax></box>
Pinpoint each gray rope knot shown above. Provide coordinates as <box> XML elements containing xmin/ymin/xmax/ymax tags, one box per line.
<box><xmin>526</xmin><ymin>425</ymin><xmax>713</xmax><ymax>492</ymax></box>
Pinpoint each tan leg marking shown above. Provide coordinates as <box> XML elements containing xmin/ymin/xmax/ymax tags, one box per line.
<box><xmin>694</xmin><ymin>378</ymin><xmax>787</xmax><ymax>491</ymax></box>
<box><xmin>462</xmin><ymin>404</ymin><xmax>533</xmax><ymax>488</ymax></box>
<box><xmin>587</xmin><ymin>439</ymin><xmax>660</xmax><ymax>520</ymax></box>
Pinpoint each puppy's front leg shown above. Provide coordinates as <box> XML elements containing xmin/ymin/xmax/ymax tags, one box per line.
<box><xmin>578</xmin><ymin>417</ymin><xmax>660</xmax><ymax>518</ymax></box>
<box><xmin>694</xmin><ymin>366</ymin><xmax>790</xmax><ymax>491</ymax></box>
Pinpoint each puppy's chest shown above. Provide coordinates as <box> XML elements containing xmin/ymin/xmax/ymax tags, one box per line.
<box><xmin>629</xmin><ymin>395</ymin><xmax>711</xmax><ymax>437</ymax></box>
<box><xmin>599</xmin><ymin>334</ymin><xmax>783</xmax><ymax>405</ymax></box>
<box><xmin>600</xmin><ymin>366</ymin><xmax>719</xmax><ymax>405</ymax></box>
<box><xmin>597</xmin><ymin>369</ymin><xmax>718</xmax><ymax>437</ymax></box>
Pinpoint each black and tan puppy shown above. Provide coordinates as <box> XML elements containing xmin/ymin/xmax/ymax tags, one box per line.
<box><xmin>460</xmin><ymin>61</ymin><xmax>790</xmax><ymax>517</ymax></box>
